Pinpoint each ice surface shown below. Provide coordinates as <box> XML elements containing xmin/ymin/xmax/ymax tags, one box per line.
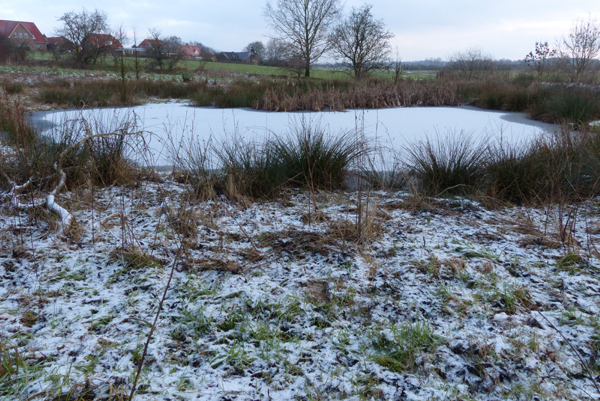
<box><xmin>35</xmin><ymin>103</ymin><xmax>554</xmax><ymax>167</ymax></box>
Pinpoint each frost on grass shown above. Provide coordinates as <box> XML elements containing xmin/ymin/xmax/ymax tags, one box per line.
<box><xmin>1</xmin><ymin>178</ymin><xmax>600</xmax><ymax>400</ymax></box>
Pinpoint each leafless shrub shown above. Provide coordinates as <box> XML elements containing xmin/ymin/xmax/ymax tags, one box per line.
<box><xmin>525</xmin><ymin>41</ymin><xmax>557</xmax><ymax>79</ymax></box>
<box><xmin>443</xmin><ymin>47</ymin><xmax>496</xmax><ymax>80</ymax></box>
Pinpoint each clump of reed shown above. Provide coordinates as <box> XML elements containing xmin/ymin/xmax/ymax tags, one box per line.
<box><xmin>402</xmin><ymin>127</ymin><xmax>600</xmax><ymax>205</ymax></box>
<box><xmin>459</xmin><ymin>79</ymin><xmax>600</xmax><ymax>128</ymax></box>
<box><xmin>37</xmin><ymin>80</ymin><xmax>116</xmax><ymax>107</ymax></box>
<box><xmin>173</xmin><ymin>119</ymin><xmax>600</xmax><ymax>206</ymax></box>
<box><xmin>0</xmin><ymin>98</ymin><xmax>35</xmax><ymax>145</ymax></box>
<box><xmin>405</xmin><ymin>132</ymin><xmax>488</xmax><ymax>196</ymax></box>
<box><xmin>36</xmin><ymin>78</ymin><xmax>208</xmax><ymax>108</ymax></box>
<box><xmin>174</xmin><ymin>121</ymin><xmax>364</xmax><ymax>200</ymax></box>
<box><xmin>529</xmin><ymin>86</ymin><xmax>600</xmax><ymax>128</ymax></box>
<box><xmin>0</xmin><ymin>98</ymin><xmax>143</xmax><ymax>191</ymax></box>
<box><xmin>132</xmin><ymin>78</ymin><xmax>206</xmax><ymax>99</ymax></box>
<box><xmin>214</xmin><ymin>135</ymin><xmax>283</xmax><ymax>200</ymax></box>
<box><xmin>269</xmin><ymin>122</ymin><xmax>362</xmax><ymax>190</ymax></box>
<box><xmin>1</xmin><ymin>80</ymin><xmax>24</xmax><ymax>95</ymax></box>
<box><xmin>0</xmin><ymin>98</ymin><xmax>39</xmax><ymax>186</ymax></box>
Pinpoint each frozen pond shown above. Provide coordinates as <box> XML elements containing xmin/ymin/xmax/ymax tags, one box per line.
<box><xmin>33</xmin><ymin>102</ymin><xmax>556</xmax><ymax>168</ymax></box>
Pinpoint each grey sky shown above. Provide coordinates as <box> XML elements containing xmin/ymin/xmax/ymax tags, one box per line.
<box><xmin>2</xmin><ymin>0</ymin><xmax>598</xmax><ymax>61</ymax></box>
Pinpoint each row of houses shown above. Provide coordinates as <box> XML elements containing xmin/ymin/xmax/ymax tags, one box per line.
<box><xmin>0</xmin><ymin>19</ymin><xmax>255</xmax><ymax>62</ymax></box>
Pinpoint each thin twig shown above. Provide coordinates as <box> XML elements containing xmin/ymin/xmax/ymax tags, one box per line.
<box><xmin>128</xmin><ymin>246</ymin><xmax>183</xmax><ymax>400</ymax></box>
<box><xmin>537</xmin><ymin>311</ymin><xmax>600</xmax><ymax>395</ymax></box>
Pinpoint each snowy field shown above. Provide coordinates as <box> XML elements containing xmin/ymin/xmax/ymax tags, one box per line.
<box><xmin>1</xmin><ymin>178</ymin><xmax>600</xmax><ymax>400</ymax></box>
<box><xmin>2</xmin><ymin>106</ymin><xmax>599</xmax><ymax>401</ymax></box>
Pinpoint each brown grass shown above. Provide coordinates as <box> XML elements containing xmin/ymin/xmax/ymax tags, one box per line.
<box><xmin>304</xmin><ymin>280</ymin><xmax>331</xmax><ymax>304</ymax></box>
<box><xmin>258</xmin><ymin>230</ymin><xmax>339</xmax><ymax>257</ymax></box>
<box><xmin>258</xmin><ymin>80</ymin><xmax>460</xmax><ymax>112</ymax></box>
<box><xmin>328</xmin><ymin>215</ymin><xmax>383</xmax><ymax>244</ymax></box>
<box><xmin>181</xmin><ymin>256</ymin><xmax>243</xmax><ymax>274</ymax></box>
<box><xmin>110</xmin><ymin>247</ymin><xmax>163</xmax><ymax>270</ymax></box>
<box><xmin>20</xmin><ymin>311</ymin><xmax>40</xmax><ymax>327</ymax></box>
<box><xmin>165</xmin><ymin>206</ymin><xmax>199</xmax><ymax>239</ymax></box>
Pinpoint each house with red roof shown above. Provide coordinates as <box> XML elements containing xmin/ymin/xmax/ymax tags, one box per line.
<box><xmin>0</xmin><ymin>20</ymin><xmax>46</xmax><ymax>50</ymax></box>
<box><xmin>138</xmin><ymin>39</ymin><xmax>161</xmax><ymax>51</ymax></box>
<box><xmin>89</xmin><ymin>34</ymin><xmax>123</xmax><ymax>50</ymax></box>
<box><xmin>180</xmin><ymin>44</ymin><xmax>202</xmax><ymax>60</ymax></box>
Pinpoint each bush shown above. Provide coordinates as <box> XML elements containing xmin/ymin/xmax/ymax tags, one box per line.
<box><xmin>1</xmin><ymin>101</ymin><xmax>143</xmax><ymax>191</ymax></box>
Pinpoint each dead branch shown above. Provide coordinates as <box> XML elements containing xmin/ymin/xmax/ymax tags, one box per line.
<box><xmin>5</xmin><ymin>129</ymin><xmax>144</xmax><ymax>237</ymax></box>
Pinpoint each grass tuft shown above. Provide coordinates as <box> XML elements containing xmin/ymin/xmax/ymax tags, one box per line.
<box><xmin>405</xmin><ymin>131</ymin><xmax>487</xmax><ymax>196</ymax></box>
<box><xmin>371</xmin><ymin>321</ymin><xmax>441</xmax><ymax>372</ymax></box>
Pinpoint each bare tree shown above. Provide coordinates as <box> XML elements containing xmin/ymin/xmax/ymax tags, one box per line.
<box><xmin>445</xmin><ymin>47</ymin><xmax>495</xmax><ymax>80</ymax></box>
<box><xmin>56</xmin><ymin>8</ymin><xmax>110</xmax><ymax>67</ymax></box>
<box><xmin>113</xmin><ymin>25</ymin><xmax>129</xmax><ymax>102</ymax></box>
<box><xmin>330</xmin><ymin>4</ymin><xmax>394</xmax><ymax>79</ymax></box>
<box><xmin>145</xmin><ymin>29</ymin><xmax>183</xmax><ymax>72</ymax></box>
<box><xmin>132</xmin><ymin>25</ymin><xmax>142</xmax><ymax>80</ymax></box>
<box><xmin>245</xmin><ymin>41</ymin><xmax>265</xmax><ymax>58</ymax></box>
<box><xmin>264</xmin><ymin>0</ymin><xmax>342</xmax><ymax>77</ymax></box>
<box><xmin>263</xmin><ymin>37</ymin><xmax>291</xmax><ymax>66</ymax></box>
<box><xmin>525</xmin><ymin>41</ymin><xmax>556</xmax><ymax>78</ymax></box>
<box><xmin>558</xmin><ymin>16</ymin><xmax>600</xmax><ymax>81</ymax></box>
<box><xmin>392</xmin><ymin>48</ymin><xmax>403</xmax><ymax>84</ymax></box>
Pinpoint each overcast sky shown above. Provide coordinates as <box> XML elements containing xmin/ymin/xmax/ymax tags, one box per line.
<box><xmin>3</xmin><ymin>0</ymin><xmax>599</xmax><ymax>61</ymax></box>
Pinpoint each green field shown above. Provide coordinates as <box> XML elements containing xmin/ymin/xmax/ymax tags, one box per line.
<box><xmin>24</xmin><ymin>51</ymin><xmax>437</xmax><ymax>81</ymax></box>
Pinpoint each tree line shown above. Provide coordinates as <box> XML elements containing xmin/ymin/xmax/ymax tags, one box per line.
<box><xmin>3</xmin><ymin>2</ymin><xmax>599</xmax><ymax>83</ymax></box>
<box><xmin>2</xmin><ymin>2</ymin><xmax>398</xmax><ymax>79</ymax></box>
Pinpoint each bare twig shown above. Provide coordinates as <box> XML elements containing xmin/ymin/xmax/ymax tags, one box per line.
<box><xmin>537</xmin><ymin>311</ymin><xmax>600</xmax><ymax>396</ymax></box>
<box><xmin>128</xmin><ymin>246</ymin><xmax>184</xmax><ymax>400</ymax></box>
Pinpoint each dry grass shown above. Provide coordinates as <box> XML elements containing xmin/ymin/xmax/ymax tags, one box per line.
<box><xmin>304</xmin><ymin>280</ymin><xmax>331</xmax><ymax>304</ymax></box>
<box><xmin>165</xmin><ymin>205</ymin><xmax>199</xmax><ymax>239</ymax></box>
<box><xmin>20</xmin><ymin>311</ymin><xmax>40</xmax><ymax>327</ymax></box>
<box><xmin>258</xmin><ymin>79</ymin><xmax>460</xmax><ymax>111</ymax></box>
<box><xmin>518</xmin><ymin>235</ymin><xmax>562</xmax><ymax>249</ymax></box>
<box><xmin>110</xmin><ymin>247</ymin><xmax>163</xmax><ymax>270</ymax></box>
<box><xmin>258</xmin><ymin>230</ymin><xmax>339</xmax><ymax>257</ymax></box>
<box><xmin>328</xmin><ymin>215</ymin><xmax>383</xmax><ymax>244</ymax></box>
<box><xmin>181</xmin><ymin>256</ymin><xmax>244</xmax><ymax>274</ymax></box>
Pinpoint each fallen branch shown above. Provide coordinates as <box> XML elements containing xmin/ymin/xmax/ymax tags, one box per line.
<box><xmin>5</xmin><ymin>129</ymin><xmax>144</xmax><ymax>237</ymax></box>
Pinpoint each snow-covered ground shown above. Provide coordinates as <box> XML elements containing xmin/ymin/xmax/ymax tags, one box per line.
<box><xmin>1</xmin><ymin>176</ymin><xmax>599</xmax><ymax>400</ymax></box>
<box><xmin>33</xmin><ymin>103</ymin><xmax>555</xmax><ymax>167</ymax></box>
